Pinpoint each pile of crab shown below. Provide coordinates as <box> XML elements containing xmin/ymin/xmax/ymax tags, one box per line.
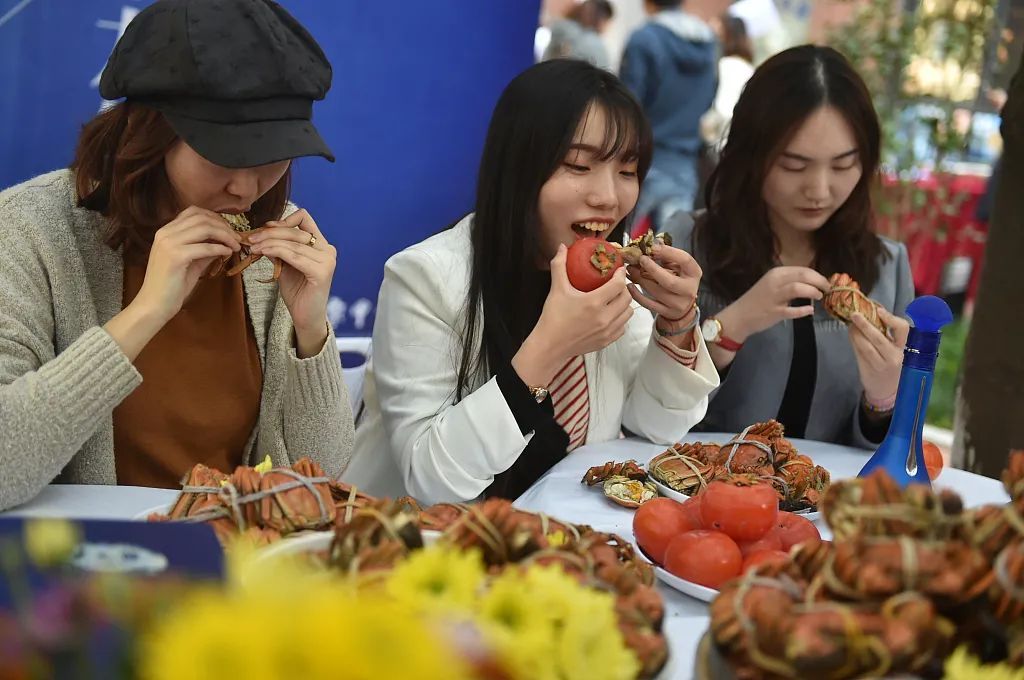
<box><xmin>325</xmin><ymin>497</ymin><xmax>669</xmax><ymax>678</ymax></box>
<box><xmin>704</xmin><ymin>450</ymin><xmax>1024</xmax><ymax>679</ymax></box>
<box><xmin>147</xmin><ymin>457</ymin><xmax>377</xmax><ymax>545</ymax></box>
<box><xmin>151</xmin><ymin>461</ymin><xmax>669</xmax><ymax>678</ymax></box>
<box><xmin>644</xmin><ymin>420</ymin><xmax>831</xmax><ymax>512</ymax></box>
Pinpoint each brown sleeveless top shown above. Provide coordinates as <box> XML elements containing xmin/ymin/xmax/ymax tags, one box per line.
<box><xmin>113</xmin><ymin>258</ymin><xmax>264</xmax><ymax>488</ymax></box>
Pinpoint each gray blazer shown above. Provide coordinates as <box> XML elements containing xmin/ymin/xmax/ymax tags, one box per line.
<box><xmin>665</xmin><ymin>212</ymin><xmax>915</xmax><ymax>449</ymax></box>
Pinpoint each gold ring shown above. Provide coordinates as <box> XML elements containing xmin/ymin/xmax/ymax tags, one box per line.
<box><xmin>307</xmin><ymin>234</ymin><xmax>317</xmax><ymax>248</ymax></box>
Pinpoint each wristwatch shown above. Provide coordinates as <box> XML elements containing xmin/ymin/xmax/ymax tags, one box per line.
<box><xmin>700</xmin><ymin>317</ymin><xmax>744</xmax><ymax>352</ymax></box>
<box><xmin>528</xmin><ymin>386</ymin><xmax>550</xmax><ymax>403</ymax></box>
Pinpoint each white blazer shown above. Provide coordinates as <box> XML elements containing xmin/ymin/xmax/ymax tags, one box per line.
<box><xmin>343</xmin><ymin>215</ymin><xmax>720</xmax><ymax>503</ymax></box>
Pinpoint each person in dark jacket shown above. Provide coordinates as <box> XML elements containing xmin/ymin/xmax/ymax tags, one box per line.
<box><xmin>620</xmin><ymin>0</ymin><xmax>717</xmax><ymax>229</ymax></box>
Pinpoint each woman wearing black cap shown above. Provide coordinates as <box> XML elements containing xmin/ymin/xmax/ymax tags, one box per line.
<box><xmin>0</xmin><ymin>0</ymin><xmax>352</xmax><ymax>510</ymax></box>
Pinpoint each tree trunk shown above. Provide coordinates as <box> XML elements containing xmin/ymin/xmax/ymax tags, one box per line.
<box><xmin>953</xmin><ymin>55</ymin><xmax>1024</xmax><ymax>478</ymax></box>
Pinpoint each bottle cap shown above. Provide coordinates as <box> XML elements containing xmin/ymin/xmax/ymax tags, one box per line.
<box><xmin>904</xmin><ymin>296</ymin><xmax>953</xmax><ymax>370</ymax></box>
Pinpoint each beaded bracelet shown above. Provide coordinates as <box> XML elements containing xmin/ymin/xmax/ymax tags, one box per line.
<box><xmin>861</xmin><ymin>391</ymin><xmax>896</xmax><ymax>416</ymax></box>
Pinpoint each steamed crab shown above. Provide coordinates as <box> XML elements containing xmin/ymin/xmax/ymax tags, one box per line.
<box><xmin>151</xmin><ymin>457</ymin><xmax>338</xmax><ymax>543</ymax></box>
<box><xmin>647</xmin><ymin>421</ymin><xmax>830</xmax><ymax>511</ymax></box>
<box><xmin>203</xmin><ymin>212</ymin><xmax>282</xmax><ymax>281</ymax></box>
<box><xmin>823</xmin><ymin>272</ymin><xmax>888</xmax><ymax>335</ymax></box>
<box><xmin>613</xmin><ymin>229</ymin><xmax>673</xmax><ymax>266</ymax></box>
<box><xmin>582</xmin><ymin>460</ymin><xmax>658</xmax><ymax>507</ymax></box>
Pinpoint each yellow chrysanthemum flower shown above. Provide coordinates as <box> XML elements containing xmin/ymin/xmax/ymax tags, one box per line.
<box><xmin>140</xmin><ymin>582</ymin><xmax>472</xmax><ymax>680</ymax></box>
<box><xmin>546</xmin><ymin>530</ymin><xmax>569</xmax><ymax>547</ymax></box>
<box><xmin>23</xmin><ymin>517</ymin><xmax>81</xmax><ymax>567</ymax></box>
<box><xmin>224</xmin><ymin>536</ymin><xmax>347</xmax><ymax>599</ymax></box>
<box><xmin>479</xmin><ymin>565</ymin><xmax>638</xmax><ymax>680</ymax></box>
<box><xmin>944</xmin><ymin>646</ymin><xmax>1024</xmax><ymax>680</ymax></box>
<box><xmin>385</xmin><ymin>544</ymin><xmax>485</xmax><ymax>613</ymax></box>
<box><xmin>477</xmin><ymin>568</ymin><xmax>550</xmax><ymax>632</ymax></box>
<box><xmin>554</xmin><ymin>592</ymin><xmax>639</xmax><ymax>680</ymax></box>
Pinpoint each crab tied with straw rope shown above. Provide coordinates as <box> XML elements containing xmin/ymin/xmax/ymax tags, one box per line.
<box><xmin>705</xmin><ymin>452</ymin><xmax>1024</xmax><ymax>678</ymax></box>
<box><xmin>646</xmin><ymin>420</ymin><xmax>830</xmax><ymax>511</ymax></box>
<box><xmin>321</xmin><ymin>496</ymin><xmax>670</xmax><ymax>678</ymax></box>
<box><xmin>203</xmin><ymin>212</ymin><xmax>282</xmax><ymax>282</ymax></box>
<box><xmin>823</xmin><ymin>272</ymin><xmax>889</xmax><ymax>336</ymax></box>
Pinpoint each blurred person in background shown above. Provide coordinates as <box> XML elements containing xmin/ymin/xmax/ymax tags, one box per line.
<box><xmin>620</xmin><ymin>0</ymin><xmax>717</xmax><ymax>230</ymax></box>
<box><xmin>665</xmin><ymin>45</ymin><xmax>914</xmax><ymax>449</ymax></box>
<box><xmin>701</xmin><ymin>13</ymin><xmax>755</xmax><ymax>151</ymax></box>
<box><xmin>542</xmin><ymin>0</ymin><xmax>615</xmax><ymax>70</ymax></box>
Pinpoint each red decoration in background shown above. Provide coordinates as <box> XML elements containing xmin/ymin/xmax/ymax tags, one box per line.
<box><xmin>876</xmin><ymin>173</ymin><xmax>989</xmax><ymax>304</ymax></box>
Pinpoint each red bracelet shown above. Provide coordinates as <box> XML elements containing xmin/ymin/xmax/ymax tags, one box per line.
<box><xmin>660</xmin><ymin>296</ymin><xmax>698</xmax><ymax>323</ymax></box>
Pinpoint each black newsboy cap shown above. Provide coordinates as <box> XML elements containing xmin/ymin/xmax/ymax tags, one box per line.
<box><xmin>100</xmin><ymin>0</ymin><xmax>334</xmax><ymax>168</ymax></box>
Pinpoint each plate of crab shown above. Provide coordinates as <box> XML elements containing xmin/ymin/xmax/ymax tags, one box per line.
<box><xmin>644</xmin><ymin>420</ymin><xmax>828</xmax><ymax>519</ymax></box>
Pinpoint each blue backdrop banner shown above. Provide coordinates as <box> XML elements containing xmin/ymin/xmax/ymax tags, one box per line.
<box><xmin>0</xmin><ymin>0</ymin><xmax>540</xmax><ymax>335</ymax></box>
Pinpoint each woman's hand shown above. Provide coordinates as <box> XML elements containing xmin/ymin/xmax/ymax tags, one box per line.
<box><xmin>849</xmin><ymin>306</ymin><xmax>911</xmax><ymax>405</ymax></box>
<box><xmin>247</xmin><ymin>209</ymin><xmax>337</xmax><ymax>357</ymax></box>
<box><xmin>716</xmin><ymin>266</ymin><xmax>832</xmax><ymax>343</ymax></box>
<box><xmin>133</xmin><ymin>206</ymin><xmax>243</xmax><ymax>324</ymax></box>
<box><xmin>107</xmin><ymin>206</ymin><xmax>243</xmax><ymax>360</ymax></box>
<box><xmin>625</xmin><ymin>243</ymin><xmax>702</xmax><ymax>322</ymax></box>
<box><xmin>512</xmin><ymin>244</ymin><xmax>633</xmax><ymax>387</ymax></box>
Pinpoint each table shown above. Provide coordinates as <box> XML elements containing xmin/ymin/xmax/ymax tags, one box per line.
<box><xmin>1</xmin><ymin>438</ymin><xmax>1009</xmax><ymax>680</ymax></box>
<box><xmin>512</xmin><ymin>434</ymin><xmax>1010</xmax><ymax>680</ymax></box>
<box><xmin>2</xmin><ymin>484</ymin><xmax>178</xmax><ymax>519</ymax></box>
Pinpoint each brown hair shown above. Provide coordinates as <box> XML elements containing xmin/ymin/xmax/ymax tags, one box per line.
<box><xmin>721</xmin><ymin>15</ymin><xmax>753</xmax><ymax>63</ymax></box>
<box><xmin>693</xmin><ymin>45</ymin><xmax>885</xmax><ymax>302</ymax></box>
<box><xmin>567</xmin><ymin>0</ymin><xmax>614</xmax><ymax>30</ymax></box>
<box><xmin>72</xmin><ymin>102</ymin><xmax>290</xmax><ymax>259</ymax></box>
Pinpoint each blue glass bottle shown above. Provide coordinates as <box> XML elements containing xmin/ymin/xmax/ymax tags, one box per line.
<box><xmin>858</xmin><ymin>296</ymin><xmax>954</xmax><ymax>487</ymax></box>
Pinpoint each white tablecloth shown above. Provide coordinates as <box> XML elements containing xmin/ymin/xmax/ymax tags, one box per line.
<box><xmin>0</xmin><ymin>437</ymin><xmax>1009</xmax><ymax>680</ymax></box>
<box><xmin>512</xmin><ymin>434</ymin><xmax>1010</xmax><ymax>680</ymax></box>
<box><xmin>2</xmin><ymin>484</ymin><xmax>178</xmax><ymax>519</ymax></box>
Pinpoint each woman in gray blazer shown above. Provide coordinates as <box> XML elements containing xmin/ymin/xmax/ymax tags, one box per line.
<box><xmin>664</xmin><ymin>45</ymin><xmax>914</xmax><ymax>449</ymax></box>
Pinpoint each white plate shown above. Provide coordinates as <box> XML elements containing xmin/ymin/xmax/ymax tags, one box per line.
<box><xmin>647</xmin><ymin>468</ymin><xmax>822</xmax><ymax>520</ymax></box>
<box><xmin>648</xmin><ymin>476</ymin><xmax>692</xmax><ymax>503</ymax></box>
<box><xmin>654</xmin><ymin>565</ymin><xmax>719</xmax><ymax>602</ymax></box>
<box><xmin>133</xmin><ymin>502</ymin><xmax>173</xmax><ymax>520</ymax></box>
<box><xmin>256</xmin><ymin>528</ymin><xmax>442</xmax><ymax>561</ymax></box>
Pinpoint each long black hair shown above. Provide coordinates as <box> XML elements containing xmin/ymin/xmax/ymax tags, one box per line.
<box><xmin>694</xmin><ymin>45</ymin><xmax>885</xmax><ymax>302</ymax></box>
<box><xmin>455</xmin><ymin>59</ymin><xmax>652</xmax><ymax>399</ymax></box>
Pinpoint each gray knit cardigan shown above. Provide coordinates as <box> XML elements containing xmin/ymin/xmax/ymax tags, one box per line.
<box><xmin>0</xmin><ymin>170</ymin><xmax>354</xmax><ymax>510</ymax></box>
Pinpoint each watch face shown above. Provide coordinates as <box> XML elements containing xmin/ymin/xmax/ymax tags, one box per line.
<box><xmin>701</xmin><ymin>318</ymin><xmax>720</xmax><ymax>343</ymax></box>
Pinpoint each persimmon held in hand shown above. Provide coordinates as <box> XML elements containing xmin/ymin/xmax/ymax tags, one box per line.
<box><xmin>566</xmin><ymin>237</ymin><xmax>623</xmax><ymax>292</ymax></box>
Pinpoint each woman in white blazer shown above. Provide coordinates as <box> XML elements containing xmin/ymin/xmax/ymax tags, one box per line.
<box><xmin>344</xmin><ymin>60</ymin><xmax>719</xmax><ymax>504</ymax></box>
